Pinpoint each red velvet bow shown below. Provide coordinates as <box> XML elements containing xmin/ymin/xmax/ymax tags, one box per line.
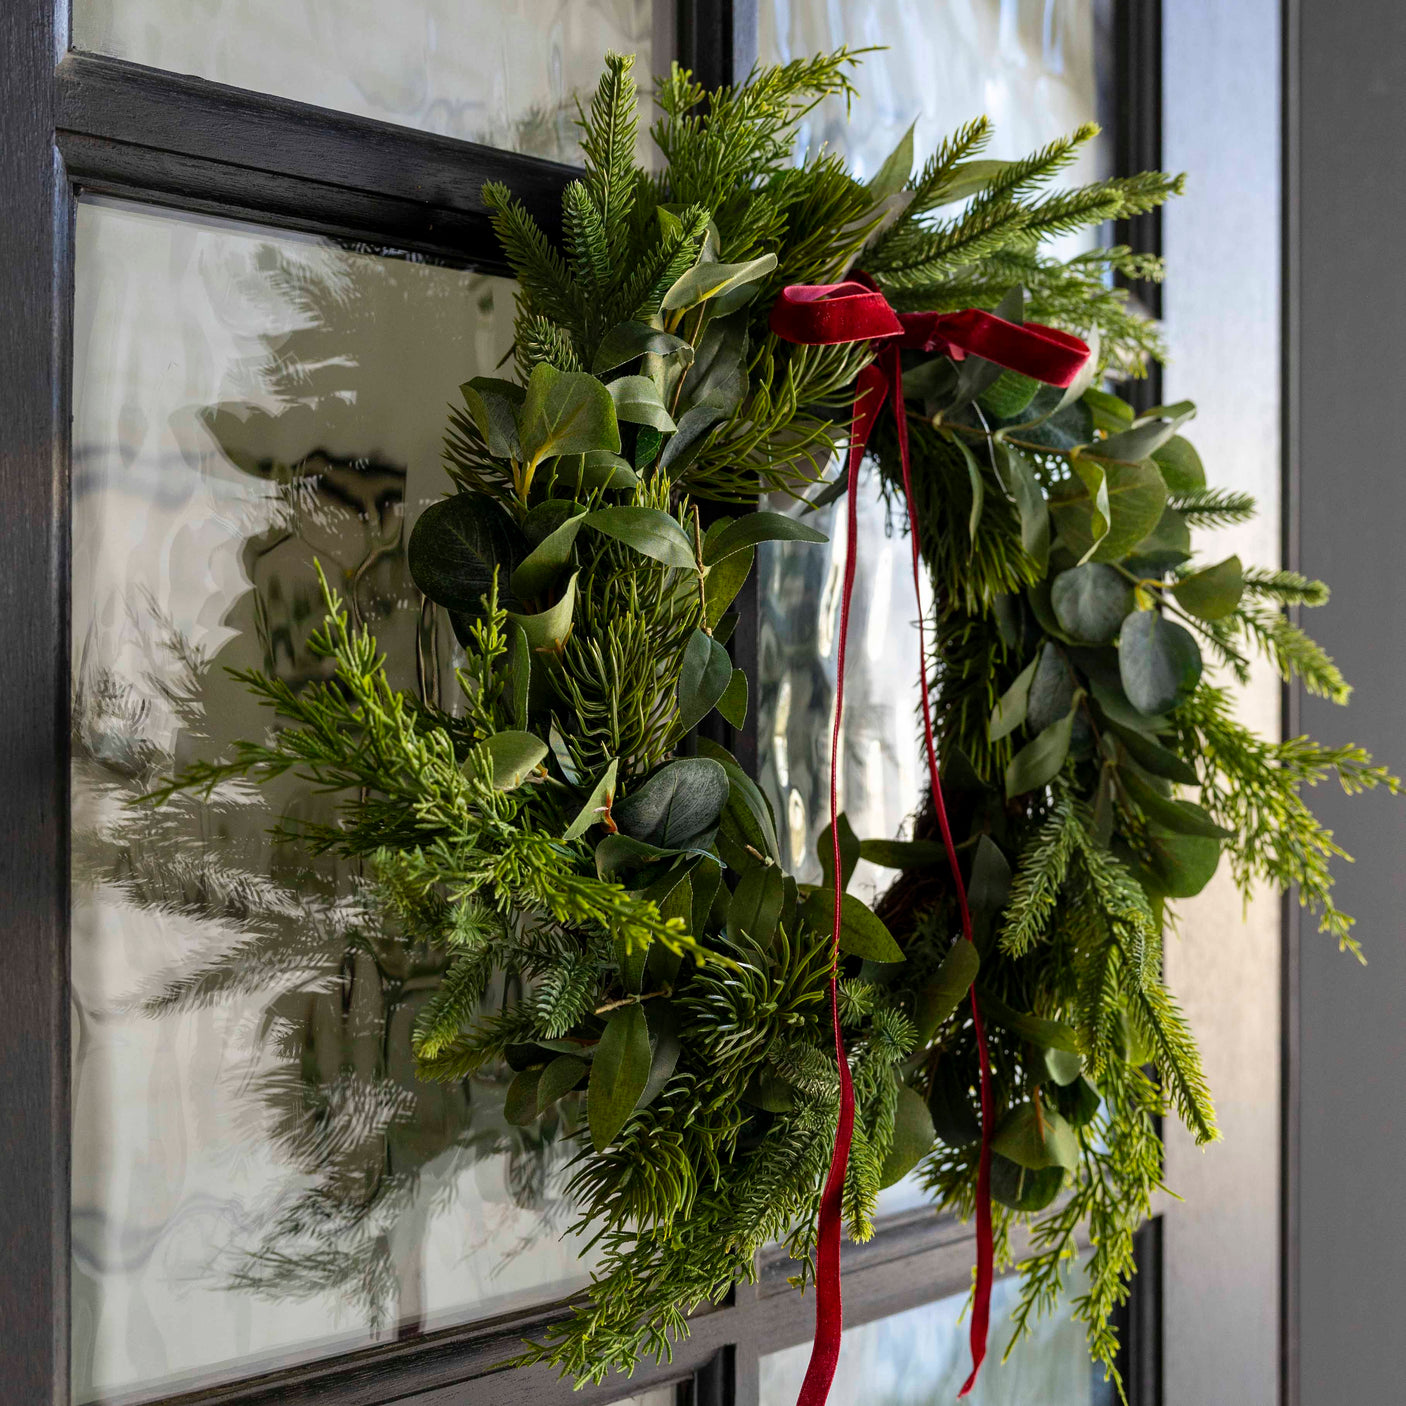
<box><xmin>769</xmin><ymin>277</ymin><xmax>1090</xmax><ymax>1405</ymax></box>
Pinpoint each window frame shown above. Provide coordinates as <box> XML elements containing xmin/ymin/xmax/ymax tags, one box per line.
<box><xmin>0</xmin><ymin>3</ymin><xmax>1162</xmax><ymax>1404</ymax></box>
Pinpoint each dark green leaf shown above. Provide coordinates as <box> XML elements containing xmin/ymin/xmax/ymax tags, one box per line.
<box><xmin>1103</xmin><ymin>719</ymin><xmax>1198</xmax><ymax>785</ymax></box>
<box><xmin>680</xmin><ymin>314</ymin><xmax>749</xmax><ymax>416</ymax></box>
<box><xmin>1054</xmin><ymin>1074</ymin><xmax>1102</xmax><ymax>1127</ymax></box>
<box><xmin>979</xmin><ymin>991</ymin><xmax>1079</xmax><ymax>1052</ymax></box>
<box><xmin>953</xmin><ymin>436</ymin><xmax>986</xmax><ymax>541</ymax></box>
<box><xmin>460</xmin><ymin>377</ymin><xmax>524</xmax><ymax>459</ymax></box>
<box><xmin>728</xmin><ymin>863</ymin><xmax>784</xmax><ymax>944</ymax></box>
<box><xmin>519</xmin><ymin>363</ymin><xmax>620</xmax><ymax>464</ymax></box>
<box><xmin>817</xmin><ymin>812</ymin><xmax>862</xmax><ymax>891</ymax></box>
<box><xmin>703</xmin><ymin>511</ymin><xmax>827</xmax><ymax>563</ymax></box>
<box><xmin>592</xmin><ymin>321</ymin><xmax>694</xmax><ymax>375</ymax></box>
<box><xmin>484</xmin><ymin>730</ymin><xmax>548</xmax><ymax>789</ymax></box>
<box><xmin>989</xmin><ymin>655</ymin><xmax>1038</xmax><ymax>742</ymax></box>
<box><xmin>879</xmin><ymin>1083</ymin><xmax>935</xmax><ymax>1187</ymax></box>
<box><xmin>1129</xmin><ymin>505</ymin><xmax>1192</xmax><ymax>571</ymax></box>
<box><xmin>588</xmin><ymin>1004</ymin><xmax>652</xmax><ymax>1151</ymax></box>
<box><xmin>584</xmin><ymin>506</ymin><xmax>695</xmax><ymax>568</ymax></box>
<box><xmin>1051</xmin><ymin>457</ymin><xmax>1167</xmax><ymax>564</ymax></box>
<box><xmin>507</xmin><ymin>623</ymin><xmax>530</xmax><ymax>729</ymax></box>
<box><xmin>1001</xmin><ymin>446</ymin><xmax>1050</xmax><ymax>572</ymax></box>
<box><xmin>978</xmin><ymin>369</ymin><xmax>1040</xmax><ymax>420</ymax></box>
<box><xmin>802</xmin><ymin>889</ymin><xmax>905</xmax><ymax>963</ymax></box>
<box><xmin>595</xmin><ymin>833</ymin><xmax>677</xmax><ymax>884</ymax></box>
<box><xmin>697</xmin><ymin>738</ymin><xmax>780</xmax><ymax>865</ymax></box>
<box><xmin>992</xmin><ymin>1102</ymin><xmax>1080</xmax><ymax>1171</ymax></box>
<box><xmin>1027</xmin><ymin>642</ymin><xmax>1078</xmax><ymax>734</ymax></box>
<box><xmin>968</xmin><ymin>836</ymin><xmax>1011</xmax><ymax>916</ymax></box>
<box><xmin>505</xmin><ymin>1066</ymin><xmax>543</xmax><ymax>1126</ymax></box>
<box><xmin>990</xmin><ymin>1155</ymin><xmax>1065</xmax><ymax>1211</ymax></box>
<box><xmin>574</xmin><ymin>451</ymin><xmax>639</xmax><ymax>492</ymax></box>
<box><xmin>704</xmin><ymin>545</ymin><xmax>754</xmax><ymax>628</ymax></box>
<box><xmin>510</xmin><ymin>505</ymin><xmax>585</xmax><ymax>600</ymax></box>
<box><xmin>1083</xmin><ymin>387</ymin><xmax>1134</xmax><ymax>433</ymax></box>
<box><xmin>638</xmin><ymin>1004</ymin><xmax>682</xmax><ymax>1111</ymax></box>
<box><xmin>1051</xmin><ymin>563</ymin><xmax>1135</xmax><ymax>644</ymax></box>
<box><xmin>929</xmin><ymin>1058</ymin><xmax>982</xmax><ymax>1148</ymax></box>
<box><xmin>1144</xmin><ymin>826</ymin><xmax>1222</xmax><ymax>898</ymax></box>
<box><xmin>1043</xmin><ymin>1047</ymin><xmax>1083</xmax><ymax>1087</ymax></box>
<box><xmin>506</xmin><ymin>570</ymin><xmax>577</xmax><ymax>652</ymax></box>
<box><xmin>564</xmin><ymin>758</ymin><xmax>619</xmax><ymax>842</ymax></box>
<box><xmin>1118</xmin><ymin>609</ymin><xmax>1203</xmax><ymax>714</ymax></box>
<box><xmin>858</xmin><ymin>837</ymin><xmax>948</xmax><ymax>869</ymax></box>
<box><xmin>678</xmin><ymin>628</ymin><xmax>733</xmax><ymax>731</ymax></box>
<box><xmin>614</xmin><ymin>757</ymin><xmax>729</xmax><ymax>848</ymax></box>
<box><xmin>537</xmin><ymin>1055</ymin><xmax>587</xmax><ymax>1112</ymax></box>
<box><xmin>914</xmin><ymin>941</ymin><xmax>980</xmax><ymax>1043</ymax></box>
<box><xmin>1005</xmin><ymin>707</ymin><xmax>1075</xmax><ymax>799</ymax></box>
<box><xmin>717</xmin><ymin>668</ymin><xmax>748</xmax><ymax>729</ymax></box>
<box><xmin>1119</xmin><ymin>766</ymin><xmax>1231</xmax><ymax>838</ymax></box>
<box><xmin>1086</xmin><ymin>674</ymin><xmax>1170</xmax><ymax>734</ymax></box>
<box><xmin>607</xmin><ymin>374</ymin><xmax>677</xmax><ymax>431</ymax></box>
<box><xmin>1171</xmin><ymin>555</ymin><xmax>1245</xmax><ymax>620</ymax></box>
<box><xmin>408</xmin><ymin>496</ymin><xmax>522</xmax><ymax>614</ymax></box>
<box><xmin>659</xmin><ymin>404</ymin><xmax>727</xmax><ymax>473</ymax></box>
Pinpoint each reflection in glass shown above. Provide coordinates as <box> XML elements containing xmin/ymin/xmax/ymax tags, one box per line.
<box><xmin>758</xmin><ymin>1274</ymin><xmax>1111</xmax><ymax>1405</ymax></box>
<box><xmin>73</xmin><ymin>0</ymin><xmax>661</xmax><ymax>164</ymax></box>
<box><xmin>755</xmin><ymin>0</ymin><xmax>1106</xmax><ymax>895</ymax></box>
<box><xmin>70</xmin><ymin>198</ymin><xmax>600</xmax><ymax>1404</ymax></box>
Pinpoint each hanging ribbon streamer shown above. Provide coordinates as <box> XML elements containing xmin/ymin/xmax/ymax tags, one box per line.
<box><xmin>771</xmin><ymin>277</ymin><xmax>1089</xmax><ymax>1405</ymax></box>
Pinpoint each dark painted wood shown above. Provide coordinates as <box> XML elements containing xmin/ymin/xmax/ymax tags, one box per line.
<box><xmin>0</xmin><ymin>1</ymin><xmax>71</xmax><ymax>1405</ymax></box>
<box><xmin>56</xmin><ymin>52</ymin><xmax>577</xmax><ymax>270</ymax></box>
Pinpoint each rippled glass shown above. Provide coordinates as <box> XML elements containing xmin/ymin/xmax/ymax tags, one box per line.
<box><xmin>72</xmin><ymin>0</ymin><xmax>662</xmax><ymax>163</ymax></box>
<box><xmin>758</xmin><ymin>1272</ymin><xmax>1110</xmax><ymax>1405</ymax></box>
<box><xmin>70</xmin><ymin>197</ymin><xmax>603</xmax><ymax>1404</ymax></box>
<box><xmin>755</xmin><ymin>0</ymin><xmax>1105</xmax><ymax>904</ymax></box>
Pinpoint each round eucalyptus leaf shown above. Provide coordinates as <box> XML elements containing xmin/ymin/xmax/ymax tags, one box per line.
<box><xmin>1170</xmin><ymin>555</ymin><xmax>1245</xmax><ymax>621</ymax></box>
<box><xmin>1051</xmin><ymin>563</ymin><xmax>1135</xmax><ymax>643</ymax></box>
<box><xmin>408</xmin><ymin>495</ymin><xmax>523</xmax><ymax>614</ymax></box>
<box><xmin>1118</xmin><ymin>608</ymin><xmax>1203</xmax><ymax>715</ymax></box>
<box><xmin>1144</xmin><ymin>825</ymin><xmax>1222</xmax><ymax>898</ymax></box>
<box><xmin>992</xmin><ymin>1101</ymin><xmax>1080</xmax><ymax>1171</ymax></box>
<box><xmin>1027</xmin><ymin>642</ymin><xmax>1078</xmax><ymax>733</ymax></box>
<box><xmin>989</xmin><ymin>1154</ymin><xmax>1065</xmax><ymax>1212</ymax></box>
<box><xmin>613</xmin><ymin>757</ymin><xmax>729</xmax><ymax>849</ymax></box>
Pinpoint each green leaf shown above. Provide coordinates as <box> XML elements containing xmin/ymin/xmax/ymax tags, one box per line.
<box><xmin>858</xmin><ymin>837</ymin><xmax>947</xmax><ymax>869</ymax></box>
<box><xmin>564</xmin><ymin>758</ymin><xmax>619</xmax><ymax>842</ymax></box>
<box><xmin>661</xmin><ymin>252</ymin><xmax>778</xmax><ymax>312</ymax></box>
<box><xmin>953</xmin><ymin>436</ymin><xmax>986</xmax><ymax>540</ymax></box>
<box><xmin>594</xmin><ymin>832</ymin><xmax>677</xmax><ymax>883</ymax></box>
<box><xmin>1027</xmin><ymin>642</ymin><xmax>1078</xmax><ymax>734</ymax></box>
<box><xmin>680</xmin><ymin>314</ymin><xmax>749</xmax><ymax>416</ymax></box>
<box><xmin>1083</xmin><ymin>387</ymin><xmax>1134</xmax><ymax>434</ymax></box>
<box><xmin>1001</xmin><ymin>446</ymin><xmax>1050</xmax><ymax>572</ymax></box>
<box><xmin>537</xmin><ymin>1054</ymin><xmax>587</xmax><ymax>1112</ymax></box>
<box><xmin>607</xmin><ymin>375</ymin><xmax>677</xmax><ymax>431</ymax></box>
<box><xmin>1005</xmin><ymin>707</ymin><xmax>1076</xmax><ymax>800</ymax></box>
<box><xmin>614</xmin><ymin>757</ymin><xmax>729</xmax><ymax>848</ymax></box>
<box><xmin>506</xmin><ymin>570</ymin><xmax>577</xmax><ymax>652</ymax></box>
<box><xmin>460</xmin><ymin>377</ymin><xmax>524</xmax><ymax>459</ymax></box>
<box><xmin>717</xmin><ymin>668</ymin><xmax>748</xmax><ymax>729</ymax></box>
<box><xmin>1097</xmin><ymin>404</ymin><xmax>1194</xmax><ymax>464</ymax></box>
<box><xmin>978</xmin><ymin>991</ymin><xmax>1080</xmax><ymax>1053</ymax></box>
<box><xmin>1051</xmin><ymin>563</ymin><xmax>1135</xmax><ymax>644</ymax></box>
<box><xmin>583</xmin><ymin>506</ymin><xmax>695</xmax><ymax>568</ymax></box>
<box><xmin>990</xmin><ymin>1156</ymin><xmax>1064</xmax><ymax>1211</ymax></box>
<box><xmin>879</xmin><ymin>1083</ymin><xmax>935</xmax><ymax>1187</ymax></box>
<box><xmin>704</xmin><ymin>546</ymin><xmax>754</xmax><ymax>628</ymax></box>
<box><xmin>1085</xmin><ymin>674</ymin><xmax>1170</xmax><ymax>734</ymax></box>
<box><xmin>1118</xmin><ymin>609</ymin><xmax>1203</xmax><ymax>714</ymax></box>
<box><xmin>1051</xmin><ymin>458</ymin><xmax>1167</xmax><ymax>565</ymax></box>
<box><xmin>728</xmin><ymin>863</ymin><xmax>784</xmax><ymax>944</ymax></box>
<box><xmin>817</xmin><ymin>812</ymin><xmax>862</xmax><ymax>891</ymax></box>
<box><xmin>1102</xmin><ymin>719</ymin><xmax>1198</xmax><ymax>785</ymax></box>
<box><xmin>992</xmin><ymin>1102</ymin><xmax>1080</xmax><ymax>1172</ymax></box>
<box><xmin>509</xmin><ymin>505</ymin><xmax>586</xmax><ymax>601</ymax></box>
<box><xmin>659</xmin><ymin>403</ymin><xmax>727</xmax><ymax>473</ymax></box>
<box><xmin>802</xmin><ymin>889</ymin><xmax>905</xmax><ymax>963</ymax></box>
<box><xmin>703</xmin><ymin>511</ymin><xmax>828</xmax><ymax>563</ymax></box>
<box><xmin>989</xmin><ymin>655</ymin><xmax>1038</xmax><ymax>742</ymax></box>
<box><xmin>638</xmin><ymin>1004</ymin><xmax>682</xmax><ymax>1111</ymax></box>
<box><xmin>678</xmin><ymin>628</ymin><xmax>733</xmax><ymax>731</ymax></box>
<box><xmin>1143</xmin><ymin>826</ymin><xmax>1222</xmax><ymax>898</ymax></box>
<box><xmin>914</xmin><ymin>941</ymin><xmax>980</xmax><ymax>1043</ymax></box>
<box><xmin>1171</xmin><ymin>555</ymin><xmax>1244</xmax><ymax>620</ymax></box>
<box><xmin>934</xmin><ymin>158</ymin><xmax>1012</xmax><ymax>205</ymax></box>
<box><xmin>1054</xmin><ymin>1074</ymin><xmax>1102</xmax><ymax>1127</ymax></box>
<box><xmin>1043</xmin><ymin>1047</ymin><xmax>1083</xmax><ymax>1087</ymax></box>
<box><xmin>866</xmin><ymin>121</ymin><xmax>915</xmax><ymax>201</ymax></box>
<box><xmin>1129</xmin><ymin>504</ymin><xmax>1192</xmax><ymax>572</ymax></box>
<box><xmin>592</xmin><ymin>321</ymin><xmax>694</xmax><ymax>375</ymax></box>
<box><xmin>979</xmin><ymin>369</ymin><xmax>1041</xmax><ymax>420</ymax></box>
<box><xmin>484</xmin><ymin>730</ymin><xmax>549</xmax><ymax>790</ymax></box>
<box><xmin>697</xmin><ymin>737</ymin><xmax>780</xmax><ymax>865</ymax></box>
<box><xmin>505</xmin><ymin>1066</ymin><xmax>543</xmax><ymax>1126</ymax></box>
<box><xmin>968</xmin><ymin>836</ymin><xmax>1011</xmax><ymax>916</ymax></box>
<box><xmin>1152</xmin><ymin>435</ymin><xmax>1206</xmax><ymax>493</ymax></box>
<box><xmin>519</xmin><ymin>363</ymin><xmax>621</xmax><ymax>465</ymax></box>
<box><xmin>506</xmin><ymin>623</ymin><xmax>530</xmax><ymax>729</ymax></box>
<box><xmin>589</xmin><ymin>1003</ymin><xmax>652</xmax><ymax>1151</ymax></box>
<box><xmin>408</xmin><ymin>496</ymin><xmax>522</xmax><ymax>614</ymax></box>
<box><xmin>1118</xmin><ymin>766</ymin><xmax>1232</xmax><ymax>838</ymax></box>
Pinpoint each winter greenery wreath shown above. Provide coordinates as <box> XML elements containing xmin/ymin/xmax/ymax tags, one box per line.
<box><xmin>150</xmin><ymin>50</ymin><xmax>1396</xmax><ymax>1397</ymax></box>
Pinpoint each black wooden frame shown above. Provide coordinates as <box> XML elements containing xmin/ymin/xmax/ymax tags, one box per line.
<box><xmin>0</xmin><ymin>2</ymin><xmax>1160</xmax><ymax>1404</ymax></box>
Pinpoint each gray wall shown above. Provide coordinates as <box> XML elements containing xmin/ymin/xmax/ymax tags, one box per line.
<box><xmin>1292</xmin><ymin>3</ymin><xmax>1406</xmax><ymax>1403</ymax></box>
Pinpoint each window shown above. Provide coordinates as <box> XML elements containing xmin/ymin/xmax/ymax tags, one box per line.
<box><xmin>1</xmin><ymin>4</ymin><xmax>1165</xmax><ymax>1404</ymax></box>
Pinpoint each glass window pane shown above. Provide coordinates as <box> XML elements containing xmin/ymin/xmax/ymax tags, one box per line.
<box><xmin>758</xmin><ymin>1276</ymin><xmax>1112</xmax><ymax>1405</ymax></box>
<box><xmin>755</xmin><ymin>0</ymin><xmax>1108</xmax><ymax>897</ymax></box>
<box><xmin>72</xmin><ymin>1</ymin><xmax>665</xmax><ymax>164</ymax></box>
<box><xmin>70</xmin><ymin>197</ymin><xmax>601</xmax><ymax>1404</ymax></box>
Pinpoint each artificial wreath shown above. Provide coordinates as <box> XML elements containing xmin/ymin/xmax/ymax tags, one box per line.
<box><xmin>151</xmin><ymin>50</ymin><xmax>1395</xmax><ymax>1398</ymax></box>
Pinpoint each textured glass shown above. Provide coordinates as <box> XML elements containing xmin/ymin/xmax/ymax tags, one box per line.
<box><xmin>758</xmin><ymin>1273</ymin><xmax>1110</xmax><ymax>1405</ymax></box>
<box><xmin>72</xmin><ymin>0</ymin><xmax>662</xmax><ymax>163</ymax></box>
<box><xmin>756</xmin><ymin>0</ymin><xmax>1105</xmax><ymax>901</ymax></box>
<box><xmin>70</xmin><ymin>197</ymin><xmax>600</xmax><ymax>1404</ymax></box>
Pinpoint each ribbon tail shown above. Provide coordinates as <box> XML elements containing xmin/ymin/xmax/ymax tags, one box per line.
<box><xmin>794</xmin><ymin>364</ymin><xmax>888</xmax><ymax>1406</ymax></box>
<box><xmin>888</xmin><ymin>347</ymin><xmax>994</xmax><ymax>1399</ymax></box>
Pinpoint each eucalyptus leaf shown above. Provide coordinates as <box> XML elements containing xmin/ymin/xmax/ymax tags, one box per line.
<box><xmin>1118</xmin><ymin>766</ymin><xmax>1231</xmax><ymax>838</ymax></box>
<box><xmin>595</xmin><ymin>832</ymin><xmax>677</xmax><ymax>884</ymax></box>
<box><xmin>1118</xmin><ymin>608</ymin><xmax>1203</xmax><ymax>714</ymax></box>
<box><xmin>607</xmin><ymin>375</ymin><xmax>677</xmax><ymax>431</ymax></box>
<box><xmin>507</xmin><ymin>571</ymin><xmax>577</xmax><ymax>652</ymax></box>
<box><xmin>637</xmin><ymin>1004</ymin><xmax>682</xmax><ymax>1112</ymax></box>
<box><xmin>592</xmin><ymin>321</ymin><xmax>694</xmax><ymax>375</ymax></box>
<box><xmin>1151</xmin><ymin>435</ymin><xmax>1206</xmax><ymax>493</ymax></box>
<box><xmin>504</xmin><ymin>1067</ymin><xmax>543</xmax><ymax>1126</ymax></box>
<box><xmin>1043</xmin><ymin>1046</ymin><xmax>1083</xmax><ymax>1087</ymax></box>
<box><xmin>680</xmin><ymin>314</ymin><xmax>749</xmax><ymax>416</ymax></box>
<box><xmin>519</xmin><ymin>363</ymin><xmax>621</xmax><ymax>465</ymax></box>
<box><xmin>1001</xmin><ymin>445</ymin><xmax>1050</xmax><ymax>571</ymax></box>
<box><xmin>728</xmin><ymin>862</ymin><xmax>784</xmax><ymax>944</ymax></box>
<box><xmin>705</xmin><ymin>546</ymin><xmax>754</xmax><ymax>628</ymax></box>
<box><xmin>659</xmin><ymin>404</ymin><xmax>727</xmax><ymax>473</ymax></box>
<box><xmin>717</xmin><ymin>668</ymin><xmax>748</xmax><ymax>729</ymax></box>
<box><xmin>460</xmin><ymin>376</ymin><xmax>524</xmax><ymax>459</ymax></box>
<box><xmin>989</xmin><ymin>655</ymin><xmax>1038</xmax><ymax>742</ymax></box>
<box><xmin>914</xmin><ymin>940</ymin><xmax>980</xmax><ymax>1043</ymax></box>
<box><xmin>953</xmin><ymin>436</ymin><xmax>986</xmax><ymax>541</ymax></box>
<box><xmin>992</xmin><ymin>1102</ymin><xmax>1080</xmax><ymax>1172</ymax></box>
<box><xmin>703</xmin><ymin>510</ymin><xmax>828</xmax><ymax>563</ymax></box>
<box><xmin>1026</xmin><ymin>642</ymin><xmax>1078</xmax><ymax>735</ymax></box>
<box><xmin>588</xmin><ymin>1004</ymin><xmax>652</xmax><ymax>1151</ymax></box>
<box><xmin>879</xmin><ymin>1083</ymin><xmax>935</xmax><ymax>1187</ymax></box>
<box><xmin>510</xmin><ymin>505</ymin><xmax>586</xmax><ymax>601</ymax></box>
<box><xmin>697</xmin><ymin>737</ymin><xmax>780</xmax><ymax>866</ymax></box>
<box><xmin>1171</xmin><ymin>555</ymin><xmax>1244</xmax><ymax>620</ymax></box>
<box><xmin>978</xmin><ymin>369</ymin><xmax>1041</xmax><ymax>420</ymax></box>
<box><xmin>1051</xmin><ymin>563</ymin><xmax>1135</xmax><ymax>644</ymax></box>
<box><xmin>484</xmin><ymin>730</ymin><xmax>549</xmax><ymax>790</ymax></box>
<box><xmin>506</xmin><ymin>623</ymin><xmax>530</xmax><ymax>729</ymax></box>
<box><xmin>1103</xmin><ymin>719</ymin><xmax>1198</xmax><ymax>785</ymax></box>
<box><xmin>678</xmin><ymin>629</ymin><xmax>733</xmax><ymax>731</ymax></box>
<box><xmin>1051</xmin><ymin>458</ymin><xmax>1167</xmax><ymax>564</ymax></box>
<box><xmin>564</xmin><ymin>758</ymin><xmax>619</xmax><ymax>842</ymax></box>
<box><xmin>613</xmin><ymin>757</ymin><xmax>730</xmax><ymax>848</ymax></box>
<box><xmin>990</xmin><ymin>1156</ymin><xmax>1065</xmax><ymax>1212</ymax></box>
<box><xmin>1144</xmin><ymin>826</ymin><xmax>1222</xmax><ymax>898</ymax></box>
<box><xmin>978</xmin><ymin>991</ymin><xmax>1080</xmax><ymax>1053</ymax></box>
<box><xmin>968</xmin><ymin>836</ymin><xmax>1012</xmax><ymax>916</ymax></box>
<box><xmin>802</xmin><ymin>889</ymin><xmax>905</xmax><ymax>963</ymax></box>
<box><xmin>408</xmin><ymin>495</ymin><xmax>523</xmax><ymax>615</ymax></box>
<box><xmin>661</xmin><ymin>253</ymin><xmax>778</xmax><ymax>312</ymax></box>
<box><xmin>537</xmin><ymin>1055</ymin><xmax>587</xmax><ymax>1112</ymax></box>
<box><xmin>584</xmin><ymin>506</ymin><xmax>695</xmax><ymax>568</ymax></box>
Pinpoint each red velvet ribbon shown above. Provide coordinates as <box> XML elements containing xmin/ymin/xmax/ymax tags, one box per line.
<box><xmin>770</xmin><ymin>277</ymin><xmax>1089</xmax><ymax>1404</ymax></box>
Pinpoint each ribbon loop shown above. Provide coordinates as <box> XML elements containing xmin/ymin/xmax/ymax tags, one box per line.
<box><xmin>773</xmin><ymin>275</ymin><xmax>1089</xmax><ymax>1406</ymax></box>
